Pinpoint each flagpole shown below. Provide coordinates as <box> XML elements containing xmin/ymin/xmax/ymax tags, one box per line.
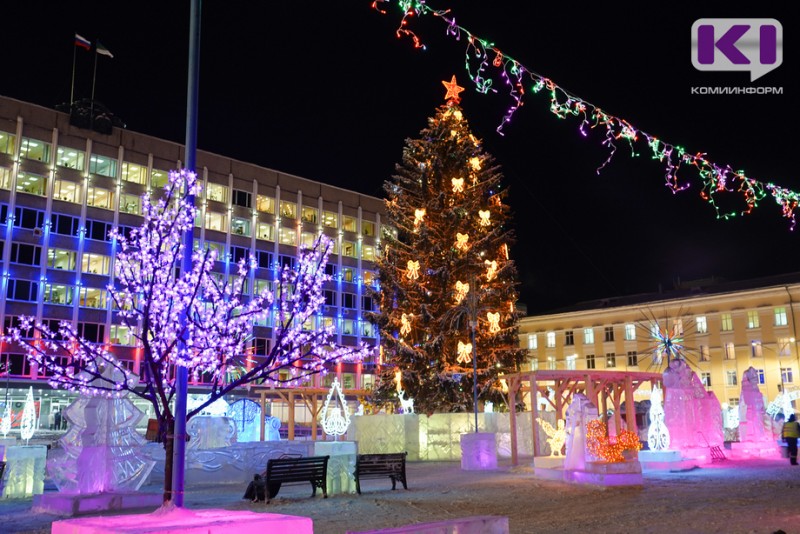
<box><xmin>70</xmin><ymin>44</ymin><xmax>77</xmax><ymax>109</ymax></box>
<box><xmin>89</xmin><ymin>41</ymin><xmax>98</xmax><ymax>130</ymax></box>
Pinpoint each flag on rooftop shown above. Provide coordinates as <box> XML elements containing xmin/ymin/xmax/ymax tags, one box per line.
<box><xmin>74</xmin><ymin>33</ymin><xmax>91</xmax><ymax>50</ymax></box>
<box><xmin>96</xmin><ymin>41</ymin><xmax>114</xmax><ymax>58</ymax></box>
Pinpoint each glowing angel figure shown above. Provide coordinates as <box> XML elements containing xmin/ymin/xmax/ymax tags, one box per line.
<box><xmin>487</xmin><ymin>312</ymin><xmax>501</xmax><ymax>333</ymax></box>
<box><xmin>485</xmin><ymin>260</ymin><xmax>498</xmax><ymax>281</ymax></box>
<box><xmin>400</xmin><ymin>313</ymin><xmax>413</xmax><ymax>336</ymax></box>
<box><xmin>406</xmin><ymin>260</ymin><xmax>420</xmax><ymax>280</ymax></box>
<box><xmin>647</xmin><ymin>384</ymin><xmax>671</xmax><ymax>451</ymax></box>
<box><xmin>537</xmin><ymin>418</ymin><xmax>567</xmax><ymax>457</ymax></box>
<box><xmin>457</xmin><ymin>341</ymin><xmax>473</xmax><ymax>364</ymax></box>
<box><xmin>478</xmin><ymin>210</ymin><xmax>491</xmax><ymax>226</ymax></box>
<box><xmin>398</xmin><ymin>390</ymin><xmax>415</xmax><ymax>414</ymax></box>
<box><xmin>454</xmin><ymin>280</ymin><xmax>469</xmax><ymax>303</ymax></box>
<box><xmin>451</xmin><ymin>177</ymin><xmax>465</xmax><ymax>193</ymax></box>
<box><xmin>455</xmin><ymin>232</ymin><xmax>469</xmax><ymax>251</ymax></box>
<box><xmin>414</xmin><ymin>208</ymin><xmax>426</xmax><ymax>227</ymax></box>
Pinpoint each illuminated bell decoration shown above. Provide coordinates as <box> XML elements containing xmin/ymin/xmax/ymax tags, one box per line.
<box><xmin>414</xmin><ymin>208</ymin><xmax>426</xmax><ymax>227</ymax></box>
<box><xmin>454</xmin><ymin>280</ymin><xmax>469</xmax><ymax>304</ymax></box>
<box><xmin>455</xmin><ymin>232</ymin><xmax>469</xmax><ymax>251</ymax></box>
<box><xmin>406</xmin><ymin>260</ymin><xmax>420</xmax><ymax>280</ymax></box>
<box><xmin>485</xmin><ymin>259</ymin><xmax>498</xmax><ymax>281</ymax></box>
<box><xmin>320</xmin><ymin>376</ymin><xmax>351</xmax><ymax>437</ymax></box>
<box><xmin>487</xmin><ymin>311</ymin><xmax>501</xmax><ymax>333</ymax></box>
<box><xmin>451</xmin><ymin>177</ymin><xmax>465</xmax><ymax>193</ymax></box>
<box><xmin>478</xmin><ymin>210</ymin><xmax>491</xmax><ymax>226</ymax></box>
<box><xmin>400</xmin><ymin>313</ymin><xmax>412</xmax><ymax>336</ymax></box>
<box><xmin>457</xmin><ymin>340</ymin><xmax>473</xmax><ymax>364</ymax></box>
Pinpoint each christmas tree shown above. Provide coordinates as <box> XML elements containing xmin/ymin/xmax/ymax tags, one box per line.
<box><xmin>370</xmin><ymin>76</ymin><xmax>526</xmax><ymax>414</ymax></box>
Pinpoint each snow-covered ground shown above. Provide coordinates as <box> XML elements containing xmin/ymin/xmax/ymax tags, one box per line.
<box><xmin>2</xmin><ymin>457</ymin><xmax>799</xmax><ymax>533</ymax></box>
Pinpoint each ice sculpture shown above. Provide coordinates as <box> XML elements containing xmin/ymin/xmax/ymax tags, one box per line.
<box><xmin>738</xmin><ymin>366</ymin><xmax>772</xmax><ymax>444</ymax></box>
<box><xmin>47</xmin><ymin>365</ymin><xmax>155</xmax><ymax>493</ymax></box>
<box><xmin>187</xmin><ymin>394</ymin><xmax>229</xmax><ymax>417</ymax></box>
<box><xmin>564</xmin><ymin>393</ymin><xmax>599</xmax><ymax>470</ymax></box>
<box><xmin>647</xmin><ymin>384</ymin><xmax>670</xmax><ymax>451</ymax></box>
<box><xmin>663</xmin><ymin>359</ymin><xmax>723</xmax><ymax>450</ymax></box>
<box><xmin>187</xmin><ymin>416</ymin><xmax>237</xmax><ymax>449</ymax></box>
<box><xmin>2</xmin><ymin>445</ymin><xmax>47</xmax><ymax>498</ymax></box>
<box><xmin>227</xmin><ymin>399</ymin><xmax>262</xmax><ymax>442</ymax></box>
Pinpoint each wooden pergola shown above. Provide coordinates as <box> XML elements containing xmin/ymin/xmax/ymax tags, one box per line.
<box><xmin>252</xmin><ymin>386</ymin><xmax>371</xmax><ymax>441</ymax></box>
<box><xmin>504</xmin><ymin>370</ymin><xmax>662</xmax><ymax>465</ymax></box>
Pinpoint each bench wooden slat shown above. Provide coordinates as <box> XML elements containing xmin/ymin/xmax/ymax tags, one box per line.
<box><xmin>354</xmin><ymin>452</ymin><xmax>408</xmax><ymax>494</ymax></box>
<box><xmin>265</xmin><ymin>455</ymin><xmax>329</xmax><ymax>503</ymax></box>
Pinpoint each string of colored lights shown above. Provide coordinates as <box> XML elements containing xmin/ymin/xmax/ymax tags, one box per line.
<box><xmin>372</xmin><ymin>1</ymin><xmax>799</xmax><ymax>229</ymax></box>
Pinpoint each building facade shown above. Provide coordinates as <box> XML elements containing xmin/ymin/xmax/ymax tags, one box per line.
<box><xmin>519</xmin><ymin>276</ymin><xmax>800</xmax><ymax>410</ymax></box>
<box><xmin>0</xmin><ymin>95</ymin><xmax>384</xmax><ymax>425</ymax></box>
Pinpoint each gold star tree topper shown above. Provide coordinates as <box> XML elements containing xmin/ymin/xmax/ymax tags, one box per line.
<box><xmin>442</xmin><ymin>75</ymin><xmax>465</xmax><ymax>103</ymax></box>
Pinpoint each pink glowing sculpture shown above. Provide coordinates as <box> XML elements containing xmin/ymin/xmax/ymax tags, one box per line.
<box><xmin>663</xmin><ymin>359</ymin><xmax>723</xmax><ymax>450</ymax></box>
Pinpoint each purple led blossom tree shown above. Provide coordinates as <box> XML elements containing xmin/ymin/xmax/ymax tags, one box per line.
<box><xmin>5</xmin><ymin>169</ymin><xmax>369</xmax><ymax>502</ymax></box>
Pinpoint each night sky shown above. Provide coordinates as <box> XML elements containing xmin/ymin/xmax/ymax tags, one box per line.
<box><xmin>1</xmin><ymin>2</ymin><xmax>796</xmax><ymax>314</ymax></box>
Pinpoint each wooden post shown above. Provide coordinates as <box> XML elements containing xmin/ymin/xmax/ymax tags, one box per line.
<box><xmin>625</xmin><ymin>376</ymin><xmax>636</xmax><ymax>435</ymax></box>
<box><xmin>531</xmin><ymin>372</ymin><xmax>540</xmax><ymax>457</ymax></box>
<box><xmin>311</xmin><ymin>392</ymin><xmax>318</xmax><ymax>442</ymax></box>
<box><xmin>288</xmin><ymin>391</ymin><xmax>296</xmax><ymax>441</ymax></box>
<box><xmin>259</xmin><ymin>391</ymin><xmax>266</xmax><ymax>441</ymax></box>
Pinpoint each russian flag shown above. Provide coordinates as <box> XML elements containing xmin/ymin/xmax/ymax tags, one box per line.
<box><xmin>74</xmin><ymin>33</ymin><xmax>91</xmax><ymax>51</ymax></box>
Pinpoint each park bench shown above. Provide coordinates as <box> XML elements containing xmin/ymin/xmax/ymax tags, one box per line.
<box><xmin>354</xmin><ymin>452</ymin><xmax>408</xmax><ymax>494</ymax></box>
<box><xmin>264</xmin><ymin>455</ymin><xmax>329</xmax><ymax>503</ymax></box>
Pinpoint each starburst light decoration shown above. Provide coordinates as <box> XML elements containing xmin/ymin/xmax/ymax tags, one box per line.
<box><xmin>478</xmin><ymin>210</ymin><xmax>491</xmax><ymax>226</ymax></box>
<box><xmin>400</xmin><ymin>313</ymin><xmax>413</xmax><ymax>336</ymax></box>
<box><xmin>406</xmin><ymin>260</ymin><xmax>420</xmax><ymax>279</ymax></box>
<box><xmin>320</xmin><ymin>376</ymin><xmax>351</xmax><ymax>437</ymax></box>
<box><xmin>487</xmin><ymin>312</ymin><xmax>501</xmax><ymax>333</ymax></box>
<box><xmin>451</xmin><ymin>177</ymin><xmax>465</xmax><ymax>193</ymax></box>
<box><xmin>20</xmin><ymin>386</ymin><xmax>36</xmax><ymax>442</ymax></box>
<box><xmin>485</xmin><ymin>260</ymin><xmax>498</xmax><ymax>281</ymax></box>
<box><xmin>457</xmin><ymin>340</ymin><xmax>473</xmax><ymax>364</ymax></box>
<box><xmin>455</xmin><ymin>232</ymin><xmax>469</xmax><ymax>251</ymax></box>
<box><xmin>454</xmin><ymin>280</ymin><xmax>469</xmax><ymax>303</ymax></box>
<box><xmin>414</xmin><ymin>208</ymin><xmax>426</xmax><ymax>227</ymax></box>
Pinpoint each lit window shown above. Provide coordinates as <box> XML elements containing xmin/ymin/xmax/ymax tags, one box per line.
<box><xmin>696</xmin><ymin>316</ymin><xmax>708</xmax><ymax>334</ymax></box>
<box><xmin>279</xmin><ymin>226</ymin><xmax>297</xmax><ymax>246</ymax></box>
<box><xmin>775</xmin><ymin>307</ymin><xmax>788</xmax><ymax>326</ymax></box>
<box><xmin>672</xmin><ymin>319</ymin><xmax>683</xmax><ymax>335</ymax></box>
<box><xmin>699</xmin><ymin>345</ymin><xmax>710</xmax><ymax>361</ymax></box>
<box><xmin>280</xmin><ymin>200</ymin><xmax>296</xmax><ymax>219</ymax></box>
<box><xmin>257</xmin><ymin>195</ymin><xmax>275</xmax><ymax>214</ymax></box>
<box><xmin>720</xmin><ymin>313</ymin><xmax>733</xmax><ymax>331</ymax></box>
<box><xmin>751</xmin><ymin>341</ymin><xmax>763</xmax><ymax>358</ymax></box>
<box><xmin>547</xmin><ymin>356</ymin><xmax>556</xmax><ymax>370</ymax></box>
<box><xmin>257</xmin><ymin>223</ymin><xmax>274</xmax><ymax>241</ymax></box>
<box><xmin>43</xmin><ymin>283</ymin><xmax>74</xmax><ymax>305</ymax></box>
<box><xmin>231</xmin><ymin>217</ymin><xmax>251</xmax><ymax>236</ymax></box>
<box><xmin>21</xmin><ymin>137</ymin><xmax>51</xmax><ymax>162</ymax></box>
<box><xmin>0</xmin><ymin>167</ymin><xmax>10</xmax><ymax>190</ymax></box>
<box><xmin>79</xmin><ymin>287</ymin><xmax>107</xmax><ymax>309</ymax></box>
<box><xmin>150</xmin><ymin>169</ymin><xmax>169</xmax><ymax>189</ymax></box>
<box><xmin>546</xmin><ymin>332</ymin><xmax>556</xmax><ymax>348</ymax></box>
<box><xmin>725</xmin><ymin>342</ymin><xmax>736</xmax><ymax>360</ymax></box>
<box><xmin>57</xmin><ymin>147</ymin><xmax>85</xmax><ymax>170</ymax></box>
<box><xmin>82</xmin><ymin>253</ymin><xmax>110</xmax><ymax>275</ymax></box>
<box><xmin>363</xmin><ymin>271</ymin><xmax>376</xmax><ymax>286</ymax></box>
<box><xmin>342</xmin><ymin>216</ymin><xmax>357</xmax><ymax>233</ymax></box>
<box><xmin>204</xmin><ymin>212</ymin><xmax>225</xmax><ymax>232</ymax></box>
<box><xmin>322</xmin><ymin>210</ymin><xmax>338</xmax><ymax>228</ymax></box>
<box><xmin>583</xmin><ymin>328</ymin><xmax>594</xmax><ymax>344</ymax></box>
<box><xmin>701</xmin><ymin>372</ymin><xmax>711</xmax><ymax>387</ymax></box>
<box><xmin>86</xmin><ymin>185</ymin><xmax>114</xmax><ymax>209</ymax></box>
<box><xmin>362</xmin><ymin>221</ymin><xmax>376</xmax><ymax>237</ymax></box>
<box><xmin>89</xmin><ymin>154</ymin><xmax>117</xmax><ymax>177</ymax></box>
<box><xmin>362</xmin><ymin>244</ymin><xmax>375</xmax><ymax>261</ymax></box>
<box><xmin>16</xmin><ymin>171</ymin><xmax>46</xmax><ymax>196</ymax></box>
<box><xmin>121</xmin><ymin>162</ymin><xmax>146</xmax><ymax>184</ymax></box>
<box><xmin>301</xmin><ymin>206</ymin><xmax>318</xmax><ymax>224</ymax></box>
<box><xmin>778</xmin><ymin>337</ymin><xmax>793</xmax><ymax>357</ymax></box>
<box><xmin>301</xmin><ymin>232</ymin><xmax>316</xmax><ymax>248</ymax></box>
<box><xmin>120</xmin><ymin>193</ymin><xmax>141</xmax><ymax>214</ymax></box>
<box><xmin>342</xmin><ymin>241</ymin><xmax>356</xmax><ymax>258</ymax></box>
<box><xmin>606</xmin><ymin>353</ymin><xmax>616</xmax><ymax>368</ymax></box>
<box><xmin>757</xmin><ymin>368</ymin><xmax>765</xmax><ymax>384</ymax></box>
<box><xmin>566</xmin><ymin>354</ymin><xmax>577</xmax><ymax>370</ymax></box>
<box><xmin>0</xmin><ymin>131</ymin><xmax>16</xmax><ymax>155</ymax></box>
<box><xmin>726</xmin><ymin>370</ymin><xmax>737</xmax><ymax>386</ymax></box>
<box><xmin>47</xmin><ymin>248</ymin><xmax>77</xmax><ymax>270</ymax></box>
<box><xmin>747</xmin><ymin>310</ymin><xmax>760</xmax><ymax>329</ymax></box>
<box><xmin>530</xmin><ymin>359</ymin><xmax>539</xmax><ymax>371</ymax></box>
<box><xmin>110</xmin><ymin>325</ymin><xmax>136</xmax><ymax>346</ymax></box>
<box><xmin>206</xmin><ymin>183</ymin><xmax>227</xmax><ymax>203</ymax></box>
<box><xmin>527</xmin><ymin>334</ymin><xmax>537</xmax><ymax>350</ymax></box>
<box><xmin>624</xmin><ymin>324</ymin><xmax>635</xmax><ymax>340</ymax></box>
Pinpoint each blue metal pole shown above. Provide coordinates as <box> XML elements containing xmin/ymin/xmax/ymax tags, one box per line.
<box><xmin>171</xmin><ymin>0</ymin><xmax>201</xmax><ymax>507</ymax></box>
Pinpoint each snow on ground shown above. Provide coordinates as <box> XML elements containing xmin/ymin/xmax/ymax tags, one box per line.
<box><xmin>3</xmin><ymin>457</ymin><xmax>800</xmax><ymax>533</ymax></box>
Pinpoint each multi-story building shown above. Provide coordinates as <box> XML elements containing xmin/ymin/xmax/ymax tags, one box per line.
<box><xmin>0</xmin><ymin>94</ymin><xmax>384</xmax><ymax>426</ymax></box>
<box><xmin>519</xmin><ymin>274</ymin><xmax>800</xmax><ymax>410</ymax></box>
